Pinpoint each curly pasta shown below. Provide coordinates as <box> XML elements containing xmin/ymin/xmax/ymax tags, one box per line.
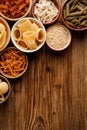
<box><xmin>0</xmin><ymin>0</ymin><xmax>30</xmax><ymax>18</ymax></box>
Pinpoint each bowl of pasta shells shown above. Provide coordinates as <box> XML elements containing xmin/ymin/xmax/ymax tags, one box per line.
<box><xmin>0</xmin><ymin>0</ymin><xmax>32</xmax><ymax>21</ymax></box>
<box><xmin>31</xmin><ymin>0</ymin><xmax>61</xmax><ymax>25</ymax></box>
<box><xmin>0</xmin><ymin>17</ymin><xmax>10</xmax><ymax>52</ymax></box>
<box><xmin>11</xmin><ymin>17</ymin><xmax>46</xmax><ymax>53</ymax></box>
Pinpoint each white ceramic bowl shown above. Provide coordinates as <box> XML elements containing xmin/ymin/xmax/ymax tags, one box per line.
<box><xmin>0</xmin><ymin>0</ymin><xmax>32</xmax><ymax>21</ymax></box>
<box><xmin>11</xmin><ymin>17</ymin><xmax>46</xmax><ymax>53</ymax></box>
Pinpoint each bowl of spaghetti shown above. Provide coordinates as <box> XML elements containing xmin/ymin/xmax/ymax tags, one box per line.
<box><xmin>0</xmin><ymin>47</ymin><xmax>28</xmax><ymax>79</ymax></box>
<box><xmin>0</xmin><ymin>0</ymin><xmax>32</xmax><ymax>21</ymax></box>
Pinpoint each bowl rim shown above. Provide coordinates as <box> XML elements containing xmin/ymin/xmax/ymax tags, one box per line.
<box><xmin>46</xmin><ymin>23</ymin><xmax>72</xmax><ymax>51</ymax></box>
<box><xmin>0</xmin><ymin>74</ymin><xmax>11</xmax><ymax>104</ymax></box>
<box><xmin>31</xmin><ymin>0</ymin><xmax>61</xmax><ymax>25</ymax></box>
<box><xmin>61</xmin><ymin>0</ymin><xmax>87</xmax><ymax>31</ymax></box>
<box><xmin>0</xmin><ymin>17</ymin><xmax>10</xmax><ymax>51</ymax></box>
<box><xmin>0</xmin><ymin>47</ymin><xmax>28</xmax><ymax>79</ymax></box>
<box><xmin>11</xmin><ymin>17</ymin><xmax>46</xmax><ymax>53</ymax></box>
<box><xmin>0</xmin><ymin>0</ymin><xmax>32</xmax><ymax>21</ymax></box>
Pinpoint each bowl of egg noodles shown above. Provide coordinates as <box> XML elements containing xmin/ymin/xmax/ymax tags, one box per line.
<box><xmin>62</xmin><ymin>0</ymin><xmax>87</xmax><ymax>31</ymax></box>
<box><xmin>0</xmin><ymin>17</ymin><xmax>10</xmax><ymax>52</ymax></box>
<box><xmin>11</xmin><ymin>17</ymin><xmax>46</xmax><ymax>53</ymax></box>
<box><xmin>31</xmin><ymin>0</ymin><xmax>61</xmax><ymax>25</ymax></box>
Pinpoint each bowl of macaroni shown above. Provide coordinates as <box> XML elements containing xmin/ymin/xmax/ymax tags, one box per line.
<box><xmin>0</xmin><ymin>0</ymin><xmax>32</xmax><ymax>21</ymax></box>
<box><xmin>11</xmin><ymin>17</ymin><xmax>46</xmax><ymax>53</ymax></box>
<box><xmin>0</xmin><ymin>17</ymin><xmax>10</xmax><ymax>52</ymax></box>
<box><xmin>31</xmin><ymin>0</ymin><xmax>60</xmax><ymax>25</ymax></box>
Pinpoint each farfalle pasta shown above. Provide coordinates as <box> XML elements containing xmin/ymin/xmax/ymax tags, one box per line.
<box><xmin>13</xmin><ymin>19</ymin><xmax>45</xmax><ymax>50</ymax></box>
<box><xmin>0</xmin><ymin>23</ymin><xmax>7</xmax><ymax>50</ymax></box>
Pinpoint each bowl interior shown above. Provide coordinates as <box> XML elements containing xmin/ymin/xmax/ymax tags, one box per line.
<box><xmin>62</xmin><ymin>0</ymin><xmax>87</xmax><ymax>31</ymax></box>
<box><xmin>0</xmin><ymin>0</ymin><xmax>32</xmax><ymax>21</ymax></box>
<box><xmin>31</xmin><ymin>0</ymin><xmax>61</xmax><ymax>25</ymax></box>
<box><xmin>11</xmin><ymin>17</ymin><xmax>46</xmax><ymax>53</ymax></box>
<box><xmin>0</xmin><ymin>47</ymin><xmax>28</xmax><ymax>79</ymax></box>
<box><xmin>46</xmin><ymin>24</ymin><xmax>72</xmax><ymax>51</ymax></box>
<box><xmin>0</xmin><ymin>17</ymin><xmax>10</xmax><ymax>51</ymax></box>
<box><xmin>0</xmin><ymin>75</ymin><xmax>11</xmax><ymax>104</ymax></box>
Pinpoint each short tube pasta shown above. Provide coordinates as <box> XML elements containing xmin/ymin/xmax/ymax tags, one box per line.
<box><xmin>13</xmin><ymin>19</ymin><xmax>45</xmax><ymax>50</ymax></box>
<box><xmin>35</xmin><ymin>28</ymin><xmax>44</xmax><ymax>42</ymax></box>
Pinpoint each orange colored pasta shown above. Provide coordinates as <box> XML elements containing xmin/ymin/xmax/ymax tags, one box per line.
<box><xmin>0</xmin><ymin>0</ymin><xmax>30</xmax><ymax>18</ymax></box>
<box><xmin>0</xmin><ymin>48</ymin><xmax>27</xmax><ymax>77</ymax></box>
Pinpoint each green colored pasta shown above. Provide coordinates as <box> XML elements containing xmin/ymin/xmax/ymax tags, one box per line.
<box><xmin>63</xmin><ymin>0</ymin><xmax>87</xmax><ymax>29</ymax></box>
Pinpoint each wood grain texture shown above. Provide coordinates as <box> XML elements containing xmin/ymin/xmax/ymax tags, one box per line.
<box><xmin>0</xmin><ymin>0</ymin><xmax>87</xmax><ymax>130</ymax></box>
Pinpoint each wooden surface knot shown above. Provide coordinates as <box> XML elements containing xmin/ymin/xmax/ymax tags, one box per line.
<box><xmin>32</xmin><ymin>116</ymin><xmax>46</xmax><ymax>130</ymax></box>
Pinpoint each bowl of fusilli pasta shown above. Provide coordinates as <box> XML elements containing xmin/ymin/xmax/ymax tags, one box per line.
<box><xmin>0</xmin><ymin>0</ymin><xmax>32</xmax><ymax>21</ymax></box>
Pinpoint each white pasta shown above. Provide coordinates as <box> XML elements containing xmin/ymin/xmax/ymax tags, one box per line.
<box><xmin>34</xmin><ymin>0</ymin><xmax>58</xmax><ymax>23</ymax></box>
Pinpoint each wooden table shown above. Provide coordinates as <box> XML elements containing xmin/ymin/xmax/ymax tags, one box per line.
<box><xmin>0</xmin><ymin>0</ymin><xmax>87</xmax><ymax>130</ymax></box>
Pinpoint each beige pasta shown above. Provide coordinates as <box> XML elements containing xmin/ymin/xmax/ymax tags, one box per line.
<box><xmin>13</xmin><ymin>28</ymin><xmax>22</xmax><ymax>40</ymax></box>
<box><xmin>0</xmin><ymin>23</ymin><xmax>7</xmax><ymax>50</ymax></box>
<box><xmin>17</xmin><ymin>19</ymin><xmax>32</xmax><ymax>32</ymax></box>
<box><xmin>35</xmin><ymin>28</ymin><xmax>44</xmax><ymax>42</ymax></box>
<box><xmin>17</xmin><ymin>39</ymin><xmax>28</xmax><ymax>49</ymax></box>
<box><xmin>13</xmin><ymin>19</ymin><xmax>45</xmax><ymax>50</ymax></box>
<box><xmin>27</xmin><ymin>40</ymin><xmax>37</xmax><ymax>50</ymax></box>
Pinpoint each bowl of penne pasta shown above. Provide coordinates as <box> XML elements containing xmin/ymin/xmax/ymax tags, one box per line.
<box><xmin>31</xmin><ymin>0</ymin><xmax>61</xmax><ymax>25</ymax></box>
<box><xmin>0</xmin><ymin>75</ymin><xmax>11</xmax><ymax>104</ymax></box>
<box><xmin>62</xmin><ymin>0</ymin><xmax>87</xmax><ymax>31</ymax></box>
<box><xmin>0</xmin><ymin>0</ymin><xmax>32</xmax><ymax>21</ymax></box>
<box><xmin>0</xmin><ymin>17</ymin><xmax>10</xmax><ymax>52</ymax></box>
<box><xmin>0</xmin><ymin>47</ymin><xmax>28</xmax><ymax>79</ymax></box>
<box><xmin>11</xmin><ymin>17</ymin><xmax>46</xmax><ymax>53</ymax></box>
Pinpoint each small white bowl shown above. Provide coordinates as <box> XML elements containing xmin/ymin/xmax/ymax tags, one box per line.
<box><xmin>11</xmin><ymin>17</ymin><xmax>46</xmax><ymax>53</ymax></box>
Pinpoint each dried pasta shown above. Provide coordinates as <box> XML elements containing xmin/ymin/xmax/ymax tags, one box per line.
<box><xmin>13</xmin><ymin>19</ymin><xmax>45</xmax><ymax>50</ymax></box>
<box><xmin>0</xmin><ymin>48</ymin><xmax>27</xmax><ymax>77</ymax></box>
<box><xmin>0</xmin><ymin>0</ymin><xmax>30</xmax><ymax>18</ymax></box>
<box><xmin>0</xmin><ymin>23</ymin><xmax>7</xmax><ymax>50</ymax></box>
<box><xmin>34</xmin><ymin>0</ymin><xmax>58</xmax><ymax>23</ymax></box>
<box><xmin>63</xmin><ymin>0</ymin><xmax>87</xmax><ymax>29</ymax></box>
